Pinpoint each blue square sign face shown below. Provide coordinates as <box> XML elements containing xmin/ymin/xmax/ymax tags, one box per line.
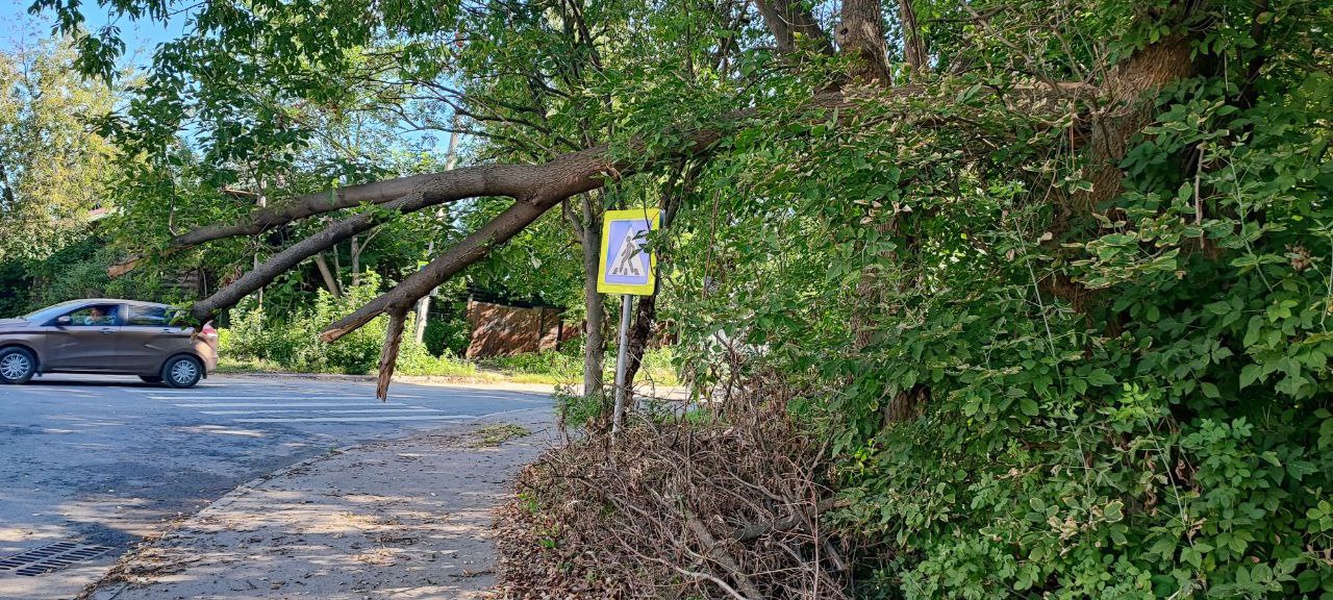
<box><xmin>598</xmin><ymin>208</ymin><xmax>660</xmax><ymax>295</ymax></box>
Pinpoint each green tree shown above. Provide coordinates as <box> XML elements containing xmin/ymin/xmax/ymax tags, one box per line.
<box><xmin>0</xmin><ymin>38</ymin><xmax>117</xmax><ymax>262</ymax></box>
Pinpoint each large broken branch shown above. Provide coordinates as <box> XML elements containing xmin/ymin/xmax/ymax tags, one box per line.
<box><xmin>187</xmin><ymin>142</ymin><xmax>659</xmax><ymax>325</ymax></box>
<box><xmin>173</xmin><ymin>167</ymin><xmax>536</xmax><ymax>248</ymax></box>
<box><xmin>318</xmin><ymin>189</ymin><xmax>577</xmax><ymax>343</ymax></box>
<box><xmin>376</xmin><ymin>308</ymin><xmax>408</xmax><ymax>400</ymax></box>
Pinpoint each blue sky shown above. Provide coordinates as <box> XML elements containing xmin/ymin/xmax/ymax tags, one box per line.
<box><xmin>0</xmin><ymin>0</ymin><xmax>187</xmax><ymax>63</ymax></box>
<box><xmin>0</xmin><ymin>1</ymin><xmax>457</xmax><ymax>157</ymax></box>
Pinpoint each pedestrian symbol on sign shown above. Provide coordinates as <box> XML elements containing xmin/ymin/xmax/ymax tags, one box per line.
<box><xmin>597</xmin><ymin>208</ymin><xmax>660</xmax><ymax>295</ymax></box>
<box><xmin>608</xmin><ymin>228</ymin><xmax>645</xmax><ymax>278</ymax></box>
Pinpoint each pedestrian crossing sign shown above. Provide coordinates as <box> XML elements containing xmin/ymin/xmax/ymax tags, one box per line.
<box><xmin>597</xmin><ymin>208</ymin><xmax>660</xmax><ymax>295</ymax></box>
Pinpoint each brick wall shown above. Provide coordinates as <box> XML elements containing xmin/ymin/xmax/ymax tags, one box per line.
<box><xmin>464</xmin><ymin>299</ymin><xmax>571</xmax><ymax>358</ymax></box>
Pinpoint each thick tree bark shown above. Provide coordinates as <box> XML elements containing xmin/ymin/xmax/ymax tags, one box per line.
<box><xmin>753</xmin><ymin>0</ymin><xmax>834</xmax><ymax>56</ymax></box>
<box><xmin>838</xmin><ymin>0</ymin><xmax>891</xmax><ymax>83</ymax></box>
<box><xmin>897</xmin><ymin>0</ymin><xmax>926</xmax><ymax>76</ymax></box>
<box><xmin>580</xmin><ymin>194</ymin><xmax>606</xmax><ymax>400</ymax></box>
<box><xmin>1069</xmin><ymin>35</ymin><xmax>1196</xmax><ymax>220</ymax></box>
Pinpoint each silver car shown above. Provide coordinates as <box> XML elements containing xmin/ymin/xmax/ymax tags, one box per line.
<box><xmin>0</xmin><ymin>299</ymin><xmax>218</xmax><ymax>387</ymax></box>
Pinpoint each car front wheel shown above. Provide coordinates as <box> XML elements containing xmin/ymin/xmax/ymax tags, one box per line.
<box><xmin>0</xmin><ymin>347</ymin><xmax>37</xmax><ymax>384</ymax></box>
<box><xmin>162</xmin><ymin>355</ymin><xmax>203</xmax><ymax>388</ymax></box>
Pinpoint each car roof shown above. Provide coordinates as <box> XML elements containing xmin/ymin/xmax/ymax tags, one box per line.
<box><xmin>77</xmin><ymin>299</ymin><xmax>176</xmax><ymax>308</ymax></box>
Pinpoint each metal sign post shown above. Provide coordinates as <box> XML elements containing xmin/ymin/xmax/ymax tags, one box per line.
<box><xmin>612</xmin><ymin>294</ymin><xmax>633</xmax><ymax>431</ymax></box>
<box><xmin>597</xmin><ymin>208</ymin><xmax>661</xmax><ymax>434</ymax></box>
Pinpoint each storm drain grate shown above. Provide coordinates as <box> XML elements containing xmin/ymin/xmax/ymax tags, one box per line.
<box><xmin>0</xmin><ymin>542</ymin><xmax>115</xmax><ymax>577</ymax></box>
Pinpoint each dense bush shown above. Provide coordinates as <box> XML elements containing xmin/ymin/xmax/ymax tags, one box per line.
<box><xmin>422</xmin><ymin>308</ymin><xmax>471</xmax><ymax>357</ymax></box>
<box><xmin>221</xmin><ymin>272</ymin><xmax>475</xmax><ymax>376</ymax></box>
<box><xmin>652</xmin><ymin>6</ymin><xmax>1333</xmax><ymax>598</ymax></box>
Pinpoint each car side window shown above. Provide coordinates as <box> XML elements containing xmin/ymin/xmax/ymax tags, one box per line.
<box><xmin>128</xmin><ymin>305</ymin><xmax>169</xmax><ymax>326</ymax></box>
<box><xmin>62</xmin><ymin>305</ymin><xmax>122</xmax><ymax>326</ymax></box>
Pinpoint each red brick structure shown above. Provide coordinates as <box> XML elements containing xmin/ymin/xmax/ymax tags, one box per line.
<box><xmin>464</xmin><ymin>299</ymin><xmax>573</xmax><ymax>358</ymax></box>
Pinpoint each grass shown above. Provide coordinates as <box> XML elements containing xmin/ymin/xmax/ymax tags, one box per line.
<box><xmin>479</xmin><ymin>347</ymin><xmax>680</xmax><ymax>387</ymax></box>
<box><xmin>218</xmin><ymin>327</ymin><xmax>681</xmax><ymax>388</ymax></box>
<box><xmin>215</xmin><ymin>356</ymin><xmax>286</xmax><ymax>374</ymax></box>
<box><xmin>468</xmin><ymin>424</ymin><xmax>531</xmax><ymax>447</ymax></box>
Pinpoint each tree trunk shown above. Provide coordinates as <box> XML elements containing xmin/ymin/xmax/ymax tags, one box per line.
<box><xmin>580</xmin><ymin>193</ymin><xmax>605</xmax><ymax>401</ymax></box>
<box><xmin>413</xmin><ymin>240</ymin><xmax>434</xmax><ymax>344</ymax></box>
<box><xmin>313</xmin><ymin>252</ymin><xmax>342</xmax><ymax>297</ymax></box>
<box><xmin>839</xmin><ymin>0</ymin><xmax>891</xmax><ymax>83</ymax></box>
<box><xmin>622</xmin><ymin>293</ymin><xmax>656</xmax><ymax>396</ymax></box>
<box><xmin>753</xmin><ymin>0</ymin><xmax>834</xmax><ymax>57</ymax></box>
<box><xmin>897</xmin><ymin>0</ymin><xmax>926</xmax><ymax>76</ymax></box>
<box><xmin>350</xmin><ymin>236</ymin><xmax>362</xmax><ymax>288</ymax></box>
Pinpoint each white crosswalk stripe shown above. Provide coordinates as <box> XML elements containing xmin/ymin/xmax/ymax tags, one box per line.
<box><xmin>235</xmin><ymin>415</ymin><xmax>478</xmax><ymax>423</ymax></box>
<box><xmin>151</xmin><ymin>393</ymin><xmax>473</xmax><ymax>423</ymax></box>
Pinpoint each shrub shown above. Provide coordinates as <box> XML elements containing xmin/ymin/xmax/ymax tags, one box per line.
<box><xmin>483</xmin><ymin>347</ymin><xmax>583</xmax><ymax>381</ymax></box>
<box><xmin>396</xmin><ymin>343</ymin><xmax>478</xmax><ymax>377</ymax></box>
<box><xmin>423</xmin><ymin>312</ymin><xmax>471</xmax><ymax>357</ymax></box>
<box><xmin>219</xmin><ymin>272</ymin><xmax>446</xmax><ymax>375</ymax></box>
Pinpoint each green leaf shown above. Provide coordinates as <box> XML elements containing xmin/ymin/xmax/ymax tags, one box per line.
<box><xmin>1240</xmin><ymin>363</ymin><xmax>1264</xmax><ymax>389</ymax></box>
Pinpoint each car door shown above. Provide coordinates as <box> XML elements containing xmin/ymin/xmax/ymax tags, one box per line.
<box><xmin>43</xmin><ymin>303</ymin><xmax>125</xmax><ymax>371</ymax></box>
<box><xmin>120</xmin><ymin>304</ymin><xmax>193</xmax><ymax>374</ymax></box>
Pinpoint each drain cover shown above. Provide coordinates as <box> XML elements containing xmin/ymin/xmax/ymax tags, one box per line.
<box><xmin>0</xmin><ymin>542</ymin><xmax>114</xmax><ymax>576</ymax></box>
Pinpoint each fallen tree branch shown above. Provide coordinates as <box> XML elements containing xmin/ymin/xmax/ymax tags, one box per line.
<box><xmin>376</xmin><ymin>308</ymin><xmax>408</xmax><ymax>400</ymax></box>
<box><xmin>686</xmin><ymin>516</ymin><xmax>763</xmax><ymax>599</ymax></box>
<box><xmin>173</xmin><ymin>166</ymin><xmax>537</xmax><ymax>248</ymax></box>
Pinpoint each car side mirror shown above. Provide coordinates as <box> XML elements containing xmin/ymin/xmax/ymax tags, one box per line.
<box><xmin>55</xmin><ymin>316</ymin><xmax>71</xmax><ymax>326</ymax></box>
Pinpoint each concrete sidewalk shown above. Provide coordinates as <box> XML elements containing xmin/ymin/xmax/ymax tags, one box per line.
<box><xmin>83</xmin><ymin>408</ymin><xmax>556</xmax><ymax>600</ymax></box>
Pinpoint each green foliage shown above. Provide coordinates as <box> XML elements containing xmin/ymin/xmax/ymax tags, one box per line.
<box><xmin>482</xmin><ymin>348</ymin><xmax>584</xmax><ymax>382</ymax></box>
<box><xmin>395</xmin><ymin>343</ymin><xmax>477</xmax><ymax>378</ymax></box>
<box><xmin>422</xmin><ymin>314</ymin><xmax>470</xmax><ymax>357</ymax></box>
<box><xmin>0</xmin><ymin>38</ymin><xmax>117</xmax><ymax>263</ymax></box>
<box><xmin>656</xmin><ymin>2</ymin><xmax>1333</xmax><ymax>598</ymax></box>
<box><xmin>221</xmin><ymin>271</ymin><xmax>474</xmax><ymax>375</ymax></box>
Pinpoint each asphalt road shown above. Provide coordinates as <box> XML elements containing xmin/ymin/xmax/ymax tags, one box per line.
<box><xmin>0</xmin><ymin>373</ymin><xmax>555</xmax><ymax>599</ymax></box>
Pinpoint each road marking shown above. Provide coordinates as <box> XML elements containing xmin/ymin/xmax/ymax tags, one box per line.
<box><xmin>155</xmin><ymin>397</ymin><xmax>375</xmax><ymax>402</ymax></box>
<box><xmin>170</xmin><ymin>402</ymin><xmax>406</xmax><ymax>408</ymax></box>
<box><xmin>234</xmin><ymin>414</ymin><xmax>479</xmax><ymax>423</ymax></box>
<box><xmin>200</xmin><ymin>408</ymin><xmax>443</xmax><ymax>415</ymax></box>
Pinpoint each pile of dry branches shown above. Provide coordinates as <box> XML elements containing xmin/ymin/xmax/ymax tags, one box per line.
<box><xmin>492</xmin><ymin>385</ymin><xmax>847</xmax><ymax>599</ymax></box>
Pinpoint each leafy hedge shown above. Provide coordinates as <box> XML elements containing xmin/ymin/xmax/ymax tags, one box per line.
<box><xmin>221</xmin><ymin>271</ymin><xmax>474</xmax><ymax>376</ymax></box>
<box><xmin>658</xmin><ymin>6</ymin><xmax>1332</xmax><ymax>597</ymax></box>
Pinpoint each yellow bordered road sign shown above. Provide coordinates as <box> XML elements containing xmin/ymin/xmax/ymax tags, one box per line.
<box><xmin>597</xmin><ymin>208</ymin><xmax>660</xmax><ymax>295</ymax></box>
